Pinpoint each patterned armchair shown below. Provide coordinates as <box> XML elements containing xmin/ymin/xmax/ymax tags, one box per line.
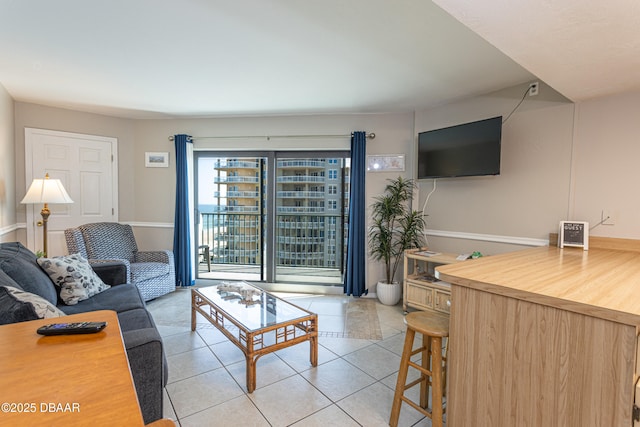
<box><xmin>64</xmin><ymin>222</ymin><xmax>175</xmax><ymax>301</ymax></box>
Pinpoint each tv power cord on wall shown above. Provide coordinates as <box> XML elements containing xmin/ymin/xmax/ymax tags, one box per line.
<box><xmin>421</xmin><ymin>179</ymin><xmax>437</xmax><ymax>246</ymax></box>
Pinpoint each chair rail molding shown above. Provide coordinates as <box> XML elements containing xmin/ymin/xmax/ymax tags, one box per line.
<box><xmin>125</xmin><ymin>222</ymin><xmax>174</xmax><ymax>229</ymax></box>
<box><xmin>426</xmin><ymin>228</ymin><xmax>548</xmax><ymax>247</ymax></box>
<box><xmin>0</xmin><ymin>223</ymin><xmax>21</xmax><ymax>236</ymax></box>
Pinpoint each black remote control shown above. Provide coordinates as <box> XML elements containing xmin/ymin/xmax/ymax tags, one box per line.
<box><xmin>37</xmin><ymin>321</ymin><xmax>107</xmax><ymax>336</ymax></box>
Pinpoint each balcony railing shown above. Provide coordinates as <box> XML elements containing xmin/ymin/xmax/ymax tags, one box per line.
<box><xmin>277</xmin><ymin>160</ymin><xmax>325</xmax><ymax>168</ymax></box>
<box><xmin>214</xmin><ymin>160</ymin><xmax>260</xmax><ymax>169</ymax></box>
<box><xmin>277</xmin><ymin>220</ymin><xmax>324</xmax><ymax>229</ymax></box>
<box><xmin>215</xmin><ymin>191</ymin><xmax>261</xmax><ymax>198</ymax></box>
<box><xmin>276</xmin><ymin>236</ymin><xmax>325</xmax><ymax>244</ymax></box>
<box><xmin>277</xmin><ymin>206</ymin><xmax>325</xmax><ymax>213</ymax></box>
<box><xmin>214</xmin><ymin>176</ymin><xmax>260</xmax><ymax>184</ymax></box>
<box><xmin>276</xmin><ymin>191</ymin><xmax>325</xmax><ymax>199</ymax></box>
<box><xmin>276</xmin><ymin>176</ymin><xmax>325</xmax><ymax>183</ymax></box>
<box><xmin>225</xmin><ymin>206</ymin><xmax>260</xmax><ymax>212</ymax></box>
<box><xmin>276</xmin><ymin>251</ymin><xmax>325</xmax><ymax>260</ymax></box>
<box><xmin>199</xmin><ymin>212</ymin><xmax>347</xmax><ymax>271</ymax></box>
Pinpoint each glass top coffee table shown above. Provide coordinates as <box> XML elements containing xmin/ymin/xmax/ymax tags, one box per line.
<box><xmin>191</xmin><ymin>281</ymin><xmax>318</xmax><ymax>392</ymax></box>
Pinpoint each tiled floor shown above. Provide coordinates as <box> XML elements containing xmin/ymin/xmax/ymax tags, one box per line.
<box><xmin>147</xmin><ymin>285</ymin><xmax>439</xmax><ymax>427</ymax></box>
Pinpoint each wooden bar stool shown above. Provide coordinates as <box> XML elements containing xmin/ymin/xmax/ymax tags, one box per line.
<box><xmin>390</xmin><ymin>311</ymin><xmax>449</xmax><ymax>427</ymax></box>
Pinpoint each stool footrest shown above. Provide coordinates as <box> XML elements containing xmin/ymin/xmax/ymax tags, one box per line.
<box><xmin>408</xmin><ymin>359</ymin><xmax>432</xmax><ymax>377</ymax></box>
<box><xmin>410</xmin><ymin>346</ymin><xmax>427</xmax><ymax>357</ymax></box>
<box><xmin>400</xmin><ymin>395</ymin><xmax>432</xmax><ymax>418</ymax></box>
<box><xmin>403</xmin><ymin>375</ymin><xmax>427</xmax><ymax>392</ymax></box>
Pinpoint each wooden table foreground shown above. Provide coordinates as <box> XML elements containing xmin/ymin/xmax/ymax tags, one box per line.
<box><xmin>0</xmin><ymin>310</ymin><xmax>175</xmax><ymax>426</ymax></box>
<box><xmin>0</xmin><ymin>310</ymin><xmax>147</xmax><ymax>426</ymax></box>
<box><xmin>436</xmin><ymin>237</ymin><xmax>640</xmax><ymax>427</ymax></box>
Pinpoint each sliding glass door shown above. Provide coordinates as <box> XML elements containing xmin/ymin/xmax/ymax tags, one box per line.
<box><xmin>195</xmin><ymin>151</ymin><xmax>350</xmax><ymax>286</ymax></box>
<box><xmin>196</xmin><ymin>155</ymin><xmax>266</xmax><ymax>282</ymax></box>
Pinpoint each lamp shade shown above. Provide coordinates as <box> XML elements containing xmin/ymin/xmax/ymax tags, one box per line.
<box><xmin>21</xmin><ymin>177</ymin><xmax>74</xmax><ymax>204</ymax></box>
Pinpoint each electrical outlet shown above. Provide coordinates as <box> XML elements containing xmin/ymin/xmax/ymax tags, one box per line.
<box><xmin>602</xmin><ymin>209</ymin><xmax>615</xmax><ymax>225</ymax></box>
<box><xmin>529</xmin><ymin>82</ymin><xmax>539</xmax><ymax>96</ymax></box>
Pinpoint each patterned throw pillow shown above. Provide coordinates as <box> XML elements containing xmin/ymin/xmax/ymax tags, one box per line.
<box><xmin>38</xmin><ymin>253</ymin><xmax>111</xmax><ymax>305</ymax></box>
<box><xmin>0</xmin><ymin>286</ymin><xmax>65</xmax><ymax>324</ymax></box>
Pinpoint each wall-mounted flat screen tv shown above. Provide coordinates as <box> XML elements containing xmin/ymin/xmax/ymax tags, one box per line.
<box><xmin>417</xmin><ymin>116</ymin><xmax>502</xmax><ymax>179</ymax></box>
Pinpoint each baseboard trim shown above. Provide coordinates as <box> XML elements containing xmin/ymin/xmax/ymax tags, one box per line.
<box><xmin>426</xmin><ymin>229</ymin><xmax>548</xmax><ymax>247</ymax></box>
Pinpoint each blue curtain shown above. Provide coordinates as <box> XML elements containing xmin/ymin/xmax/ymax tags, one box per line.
<box><xmin>173</xmin><ymin>134</ymin><xmax>194</xmax><ymax>287</ymax></box>
<box><xmin>344</xmin><ymin>131</ymin><xmax>367</xmax><ymax>297</ymax></box>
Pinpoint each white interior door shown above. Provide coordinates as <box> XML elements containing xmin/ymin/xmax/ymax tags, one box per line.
<box><xmin>25</xmin><ymin>128</ymin><xmax>118</xmax><ymax>256</ymax></box>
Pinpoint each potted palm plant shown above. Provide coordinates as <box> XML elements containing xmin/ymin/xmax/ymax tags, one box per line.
<box><xmin>368</xmin><ymin>176</ymin><xmax>426</xmax><ymax>305</ymax></box>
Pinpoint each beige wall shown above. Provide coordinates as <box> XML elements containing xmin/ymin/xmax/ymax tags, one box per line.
<box><xmin>414</xmin><ymin>85</ymin><xmax>640</xmax><ymax>255</ymax></box>
<box><xmin>9</xmin><ymin>86</ymin><xmax>640</xmax><ymax>289</ymax></box>
<box><xmin>414</xmin><ymin>82</ymin><xmax>575</xmax><ymax>255</ymax></box>
<box><xmin>132</xmin><ymin>112</ymin><xmax>415</xmax><ymax>222</ymax></box>
<box><xmin>571</xmin><ymin>91</ymin><xmax>640</xmax><ymax>238</ymax></box>
<box><xmin>0</xmin><ymin>83</ymin><xmax>16</xmax><ymax>242</ymax></box>
<box><xmin>11</xmin><ymin>105</ymin><xmax>414</xmax><ymax>289</ymax></box>
<box><xmin>132</xmin><ymin>113</ymin><xmax>415</xmax><ymax>283</ymax></box>
<box><xmin>13</xmin><ymin>102</ymin><xmax>136</xmax><ymax>228</ymax></box>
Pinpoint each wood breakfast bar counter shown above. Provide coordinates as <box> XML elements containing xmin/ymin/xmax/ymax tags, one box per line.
<box><xmin>436</xmin><ymin>237</ymin><xmax>640</xmax><ymax>427</ymax></box>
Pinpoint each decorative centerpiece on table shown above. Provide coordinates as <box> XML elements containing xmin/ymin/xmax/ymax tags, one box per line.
<box><xmin>217</xmin><ymin>282</ymin><xmax>263</xmax><ymax>306</ymax></box>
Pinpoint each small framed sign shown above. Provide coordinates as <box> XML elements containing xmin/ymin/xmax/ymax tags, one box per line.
<box><xmin>559</xmin><ymin>221</ymin><xmax>589</xmax><ymax>250</ymax></box>
<box><xmin>367</xmin><ymin>155</ymin><xmax>405</xmax><ymax>172</ymax></box>
<box><xmin>145</xmin><ymin>152</ymin><xmax>169</xmax><ymax>168</ymax></box>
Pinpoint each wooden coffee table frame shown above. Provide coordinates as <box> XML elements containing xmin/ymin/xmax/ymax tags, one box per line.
<box><xmin>191</xmin><ymin>286</ymin><xmax>318</xmax><ymax>392</ymax></box>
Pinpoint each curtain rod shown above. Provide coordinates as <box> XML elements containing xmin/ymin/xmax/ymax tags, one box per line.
<box><xmin>168</xmin><ymin>132</ymin><xmax>375</xmax><ymax>142</ymax></box>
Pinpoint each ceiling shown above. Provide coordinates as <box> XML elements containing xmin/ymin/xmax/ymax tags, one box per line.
<box><xmin>0</xmin><ymin>1</ymin><xmax>636</xmax><ymax>119</ymax></box>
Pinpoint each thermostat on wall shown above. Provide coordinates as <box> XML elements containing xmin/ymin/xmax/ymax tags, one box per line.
<box><xmin>559</xmin><ymin>221</ymin><xmax>589</xmax><ymax>250</ymax></box>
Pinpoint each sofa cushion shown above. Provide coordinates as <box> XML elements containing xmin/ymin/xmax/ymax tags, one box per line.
<box><xmin>0</xmin><ymin>286</ymin><xmax>65</xmax><ymax>325</ymax></box>
<box><xmin>57</xmin><ymin>283</ymin><xmax>146</xmax><ymax>315</ymax></box>
<box><xmin>131</xmin><ymin>262</ymin><xmax>170</xmax><ymax>282</ymax></box>
<box><xmin>118</xmin><ymin>307</ymin><xmax>157</xmax><ymax>332</ymax></box>
<box><xmin>38</xmin><ymin>253</ymin><xmax>111</xmax><ymax>305</ymax></box>
<box><xmin>0</xmin><ymin>269</ymin><xmax>22</xmax><ymax>290</ymax></box>
<box><xmin>0</xmin><ymin>242</ymin><xmax>58</xmax><ymax>305</ymax></box>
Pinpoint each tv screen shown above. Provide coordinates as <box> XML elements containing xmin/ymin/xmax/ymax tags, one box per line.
<box><xmin>417</xmin><ymin>116</ymin><xmax>502</xmax><ymax>179</ymax></box>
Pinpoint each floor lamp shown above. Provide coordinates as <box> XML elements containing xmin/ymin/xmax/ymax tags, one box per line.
<box><xmin>21</xmin><ymin>174</ymin><xmax>74</xmax><ymax>257</ymax></box>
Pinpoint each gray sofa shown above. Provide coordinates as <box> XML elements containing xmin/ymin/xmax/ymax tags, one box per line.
<box><xmin>0</xmin><ymin>242</ymin><xmax>168</xmax><ymax>424</ymax></box>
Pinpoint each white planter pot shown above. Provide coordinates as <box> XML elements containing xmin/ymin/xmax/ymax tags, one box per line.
<box><xmin>377</xmin><ymin>281</ymin><xmax>401</xmax><ymax>306</ymax></box>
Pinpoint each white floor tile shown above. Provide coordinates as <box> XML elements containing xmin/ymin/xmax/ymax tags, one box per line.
<box><xmin>342</xmin><ymin>343</ymin><xmax>402</xmax><ymax>380</ymax></box>
<box><xmin>162</xmin><ymin>331</ymin><xmax>207</xmax><ymax>357</ymax></box>
<box><xmin>318</xmin><ymin>336</ymin><xmax>374</xmax><ymax>356</ymax></box>
<box><xmin>167</xmin><ymin>346</ymin><xmax>223</xmax><ymax>384</ymax></box>
<box><xmin>226</xmin><ymin>353</ymin><xmax>297</xmax><ymax>392</ymax></box>
<box><xmin>154</xmin><ymin>291</ymin><xmax>420</xmax><ymax>426</ymax></box>
<box><xmin>179</xmin><ymin>395</ymin><xmax>270</xmax><ymax>427</ymax></box>
<box><xmin>209</xmin><ymin>339</ymin><xmax>246</xmax><ymax>366</ymax></box>
<box><xmin>276</xmin><ymin>340</ymin><xmax>339</xmax><ymax>372</ymax></box>
<box><xmin>249</xmin><ymin>375</ymin><xmax>331</xmax><ymax>427</ymax></box>
<box><xmin>195</xmin><ymin>325</ymin><xmax>228</xmax><ymax>346</ymax></box>
<box><xmin>300</xmin><ymin>358</ymin><xmax>376</xmax><ymax>402</ymax></box>
<box><xmin>165</xmin><ymin>368</ymin><xmax>244</xmax><ymax>419</ymax></box>
<box><xmin>290</xmin><ymin>404</ymin><xmax>360</xmax><ymax>426</ymax></box>
<box><xmin>337</xmin><ymin>381</ymin><xmax>425</xmax><ymax>427</ymax></box>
